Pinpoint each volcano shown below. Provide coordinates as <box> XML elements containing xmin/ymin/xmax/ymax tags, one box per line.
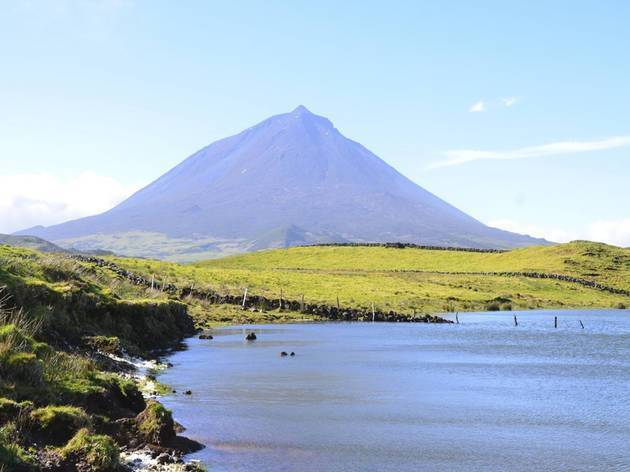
<box><xmin>18</xmin><ymin>106</ymin><xmax>546</xmax><ymax>259</ymax></box>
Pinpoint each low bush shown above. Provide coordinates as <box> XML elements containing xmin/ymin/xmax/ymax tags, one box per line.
<box><xmin>0</xmin><ymin>421</ymin><xmax>33</xmax><ymax>470</ymax></box>
<box><xmin>30</xmin><ymin>406</ymin><xmax>90</xmax><ymax>446</ymax></box>
<box><xmin>135</xmin><ymin>400</ymin><xmax>175</xmax><ymax>445</ymax></box>
<box><xmin>83</xmin><ymin>336</ymin><xmax>122</xmax><ymax>355</ymax></box>
<box><xmin>61</xmin><ymin>428</ymin><xmax>119</xmax><ymax>471</ymax></box>
<box><xmin>0</xmin><ymin>398</ymin><xmax>32</xmax><ymax>425</ymax></box>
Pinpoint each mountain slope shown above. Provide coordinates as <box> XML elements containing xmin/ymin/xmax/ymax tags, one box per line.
<box><xmin>18</xmin><ymin>106</ymin><xmax>547</xmax><ymax>258</ymax></box>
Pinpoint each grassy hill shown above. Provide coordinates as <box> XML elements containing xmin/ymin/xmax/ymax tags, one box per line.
<box><xmin>1</xmin><ymin>241</ymin><xmax>627</xmax><ymax>468</ymax></box>
<box><xmin>111</xmin><ymin>241</ymin><xmax>630</xmax><ymax>314</ymax></box>
<box><xmin>0</xmin><ymin>234</ymin><xmax>67</xmax><ymax>253</ymax></box>
<box><xmin>0</xmin><ymin>245</ymin><xmax>263</xmax><ymax>469</ymax></box>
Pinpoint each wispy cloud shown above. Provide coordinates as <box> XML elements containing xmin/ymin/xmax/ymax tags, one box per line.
<box><xmin>469</xmin><ymin>96</ymin><xmax>520</xmax><ymax>113</ymax></box>
<box><xmin>501</xmin><ymin>96</ymin><xmax>519</xmax><ymax>107</ymax></box>
<box><xmin>430</xmin><ymin>136</ymin><xmax>630</xmax><ymax>169</ymax></box>
<box><xmin>469</xmin><ymin>101</ymin><xmax>485</xmax><ymax>113</ymax></box>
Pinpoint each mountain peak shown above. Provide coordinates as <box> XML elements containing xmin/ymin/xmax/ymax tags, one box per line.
<box><xmin>292</xmin><ymin>105</ymin><xmax>312</xmax><ymax>114</ymax></box>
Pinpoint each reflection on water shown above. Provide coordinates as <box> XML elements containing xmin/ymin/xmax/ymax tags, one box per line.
<box><xmin>159</xmin><ymin>310</ymin><xmax>630</xmax><ymax>471</ymax></box>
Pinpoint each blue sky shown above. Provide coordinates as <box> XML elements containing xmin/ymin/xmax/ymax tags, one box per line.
<box><xmin>1</xmin><ymin>0</ymin><xmax>629</xmax><ymax>245</ymax></box>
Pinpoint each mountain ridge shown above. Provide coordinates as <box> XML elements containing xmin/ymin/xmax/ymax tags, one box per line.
<box><xmin>17</xmin><ymin>106</ymin><xmax>549</xmax><ymax>259</ymax></box>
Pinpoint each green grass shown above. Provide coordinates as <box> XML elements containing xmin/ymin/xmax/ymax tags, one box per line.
<box><xmin>30</xmin><ymin>406</ymin><xmax>90</xmax><ymax>446</ymax></box>
<box><xmin>61</xmin><ymin>428</ymin><xmax>119</xmax><ymax>471</ymax></box>
<box><xmin>109</xmin><ymin>241</ymin><xmax>630</xmax><ymax>314</ymax></box>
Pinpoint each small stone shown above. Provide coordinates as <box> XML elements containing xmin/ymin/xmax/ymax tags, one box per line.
<box><xmin>184</xmin><ymin>390</ymin><xmax>192</xmax><ymax>395</ymax></box>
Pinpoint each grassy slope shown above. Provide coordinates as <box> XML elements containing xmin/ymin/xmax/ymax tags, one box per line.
<box><xmin>0</xmin><ymin>235</ymin><xmax>67</xmax><ymax>253</ymax></box>
<box><xmin>110</xmin><ymin>241</ymin><xmax>630</xmax><ymax>314</ymax></box>
<box><xmin>0</xmin><ymin>246</ymin><xmax>218</xmax><ymax>470</ymax></box>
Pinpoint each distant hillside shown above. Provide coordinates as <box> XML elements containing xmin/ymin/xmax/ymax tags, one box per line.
<box><xmin>0</xmin><ymin>233</ymin><xmax>67</xmax><ymax>253</ymax></box>
<box><xmin>0</xmin><ymin>233</ymin><xmax>117</xmax><ymax>257</ymax></box>
<box><xmin>17</xmin><ymin>106</ymin><xmax>547</xmax><ymax>259</ymax></box>
<box><xmin>110</xmin><ymin>240</ymin><xmax>630</xmax><ymax>314</ymax></box>
<box><xmin>202</xmin><ymin>240</ymin><xmax>630</xmax><ymax>291</ymax></box>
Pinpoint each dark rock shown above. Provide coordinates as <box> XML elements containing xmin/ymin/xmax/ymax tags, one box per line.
<box><xmin>184</xmin><ymin>390</ymin><xmax>192</xmax><ymax>395</ymax></box>
<box><xmin>157</xmin><ymin>452</ymin><xmax>174</xmax><ymax>464</ymax></box>
<box><xmin>280</xmin><ymin>351</ymin><xmax>288</xmax><ymax>357</ymax></box>
<box><xmin>246</xmin><ymin>332</ymin><xmax>257</xmax><ymax>341</ymax></box>
<box><xmin>290</xmin><ymin>352</ymin><xmax>295</xmax><ymax>356</ymax></box>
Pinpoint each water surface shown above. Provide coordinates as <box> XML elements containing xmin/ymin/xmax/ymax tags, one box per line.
<box><xmin>159</xmin><ymin>310</ymin><xmax>630</xmax><ymax>471</ymax></box>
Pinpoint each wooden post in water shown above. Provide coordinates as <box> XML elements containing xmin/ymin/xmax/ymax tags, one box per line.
<box><xmin>579</xmin><ymin>320</ymin><xmax>585</xmax><ymax>329</ymax></box>
<box><xmin>455</xmin><ymin>312</ymin><xmax>459</xmax><ymax>324</ymax></box>
<box><xmin>554</xmin><ymin>316</ymin><xmax>558</xmax><ymax>329</ymax></box>
<box><xmin>513</xmin><ymin>315</ymin><xmax>518</xmax><ymax>327</ymax></box>
<box><xmin>372</xmin><ymin>302</ymin><xmax>375</xmax><ymax>322</ymax></box>
<box><xmin>242</xmin><ymin>288</ymin><xmax>248</xmax><ymax>308</ymax></box>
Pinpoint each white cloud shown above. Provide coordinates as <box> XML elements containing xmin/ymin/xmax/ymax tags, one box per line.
<box><xmin>501</xmin><ymin>96</ymin><xmax>519</xmax><ymax>107</ymax></box>
<box><xmin>469</xmin><ymin>96</ymin><xmax>520</xmax><ymax>113</ymax></box>
<box><xmin>587</xmin><ymin>219</ymin><xmax>630</xmax><ymax>248</ymax></box>
<box><xmin>431</xmin><ymin>135</ymin><xmax>630</xmax><ymax>169</ymax></box>
<box><xmin>489</xmin><ymin>218</ymin><xmax>630</xmax><ymax>247</ymax></box>
<box><xmin>469</xmin><ymin>101</ymin><xmax>485</xmax><ymax>113</ymax></box>
<box><xmin>0</xmin><ymin>172</ymin><xmax>138</xmax><ymax>234</ymax></box>
<box><xmin>488</xmin><ymin>219</ymin><xmax>578</xmax><ymax>243</ymax></box>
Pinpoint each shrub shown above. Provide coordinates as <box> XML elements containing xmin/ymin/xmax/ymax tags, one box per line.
<box><xmin>135</xmin><ymin>400</ymin><xmax>175</xmax><ymax>445</ymax></box>
<box><xmin>485</xmin><ymin>302</ymin><xmax>501</xmax><ymax>311</ymax></box>
<box><xmin>83</xmin><ymin>336</ymin><xmax>122</xmax><ymax>355</ymax></box>
<box><xmin>30</xmin><ymin>406</ymin><xmax>90</xmax><ymax>446</ymax></box>
<box><xmin>0</xmin><ymin>398</ymin><xmax>32</xmax><ymax>426</ymax></box>
<box><xmin>0</xmin><ymin>352</ymin><xmax>43</xmax><ymax>385</ymax></box>
<box><xmin>0</xmin><ymin>421</ymin><xmax>33</xmax><ymax>470</ymax></box>
<box><xmin>616</xmin><ymin>302</ymin><xmax>627</xmax><ymax>310</ymax></box>
<box><xmin>61</xmin><ymin>428</ymin><xmax>119</xmax><ymax>471</ymax></box>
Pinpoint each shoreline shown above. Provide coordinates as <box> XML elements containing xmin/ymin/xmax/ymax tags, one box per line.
<box><xmin>96</xmin><ymin>348</ymin><xmax>206</xmax><ymax>472</ymax></box>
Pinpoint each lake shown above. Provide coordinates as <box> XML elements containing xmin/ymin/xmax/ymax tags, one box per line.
<box><xmin>158</xmin><ymin>310</ymin><xmax>630</xmax><ymax>471</ymax></box>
